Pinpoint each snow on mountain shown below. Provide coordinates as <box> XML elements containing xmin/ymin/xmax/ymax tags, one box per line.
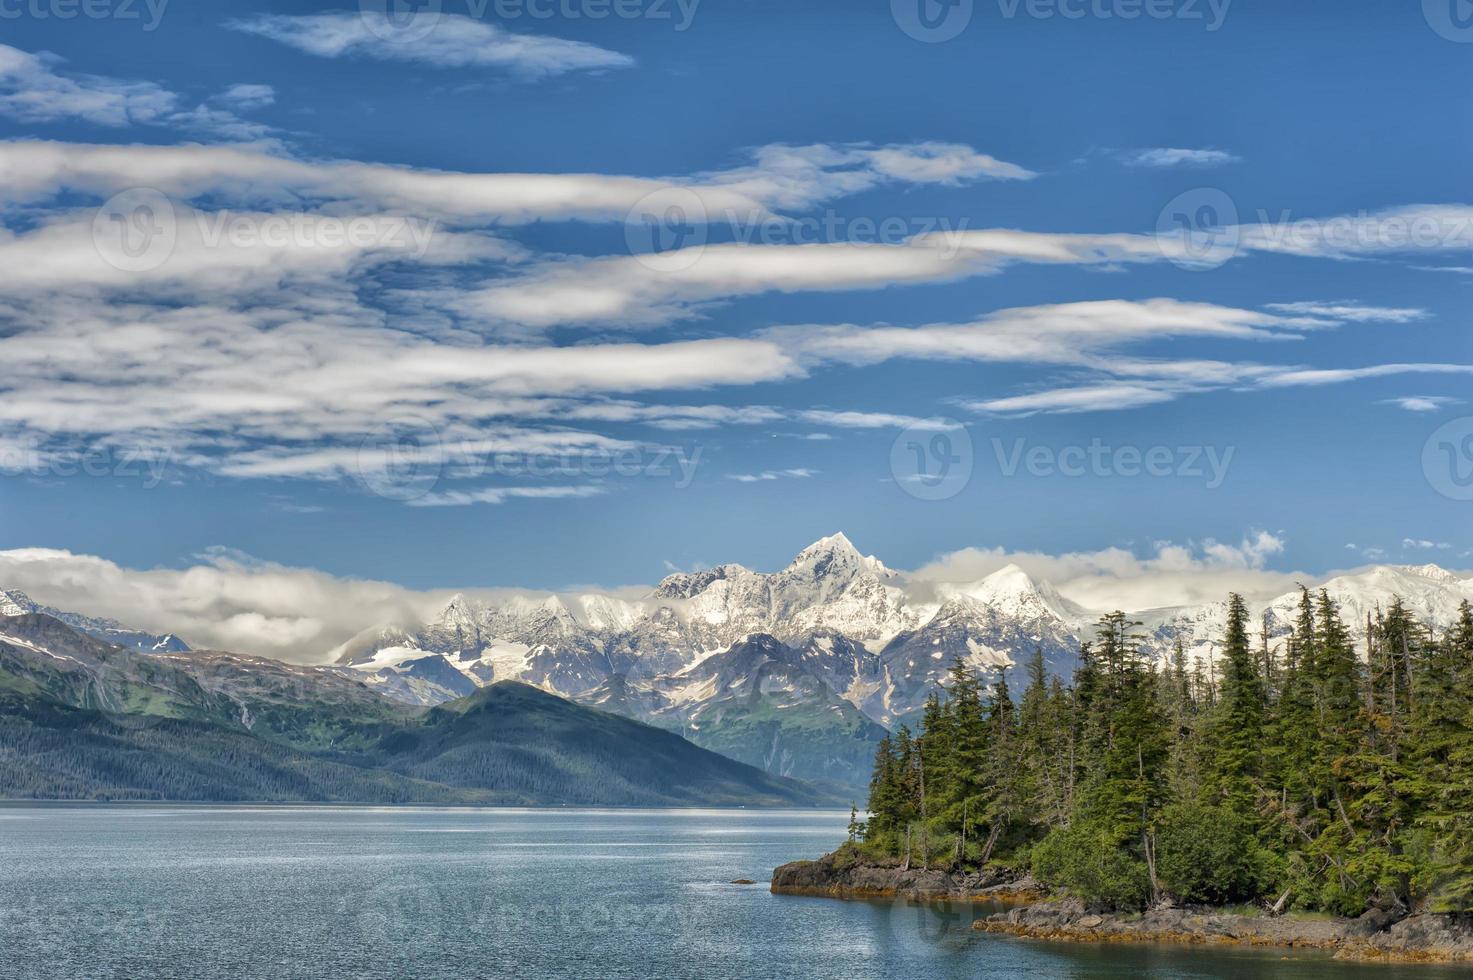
<box><xmin>876</xmin><ymin>564</ymin><xmax>1084</xmax><ymax>725</ymax></box>
<box><xmin>12</xmin><ymin>539</ymin><xmax>1466</xmax><ymax>791</ymax></box>
<box><xmin>1140</xmin><ymin>564</ymin><xmax>1473</xmax><ymax>667</ymax></box>
<box><xmin>0</xmin><ymin>589</ymin><xmax>190</xmax><ymax>653</ymax></box>
<box><xmin>332</xmin><ymin>538</ymin><xmax>1473</xmax><ymax>740</ymax></box>
<box><xmin>582</xmin><ymin>632</ymin><xmax>891</xmax><ymax>789</ymax></box>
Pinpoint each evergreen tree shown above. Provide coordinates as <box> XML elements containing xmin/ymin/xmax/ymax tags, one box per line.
<box><xmin>1203</xmin><ymin>593</ymin><xmax>1267</xmax><ymax>815</ymax></box>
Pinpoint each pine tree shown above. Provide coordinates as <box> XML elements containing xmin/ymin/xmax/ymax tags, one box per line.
<box><xmin>1203</xmin><ymin>594</ymin><xmax>1266</xmax><ymax>816</ymax></box>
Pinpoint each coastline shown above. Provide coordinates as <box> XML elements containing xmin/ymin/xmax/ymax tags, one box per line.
<box><xmin>771</xmin><ymin>850</ymin><xmax>1473</xmax><ymax>964</ymax></box>
<box><xmin>979</xmin><ymin>897</ymin><xmax>1473</xmax><ymax>964</ymax></box>
<box><xmin>770</xmin><ymin>848</ymin><xmax>1043</xmax><ymax>903</ymax></box>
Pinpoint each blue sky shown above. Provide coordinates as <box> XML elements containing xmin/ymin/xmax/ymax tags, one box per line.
<box><xmin>1</xmin><ymin>0</ymin><xmax>1470</xmax><ymax>594</ymax></box>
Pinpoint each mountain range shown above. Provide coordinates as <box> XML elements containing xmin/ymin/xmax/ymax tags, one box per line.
<box><xmin>5</xmin><ymin>534</ymin><xmax>1471</xmax><ymax>795</ymax></box>
<box><xmin>0</xmin><ymin>612</ymin><xmax>821</xmax><ymax>806</ymax></box>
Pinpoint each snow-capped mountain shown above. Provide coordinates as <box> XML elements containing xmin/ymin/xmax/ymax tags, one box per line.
<box><xmin>583</xmin><ymin>632</ymin><xmax>890</xmax><ymax>791</ymax></box>
<box><xmin>879</xmin><ymin>565</ymin><xmax>1086</xmax><ymax>725</ymax></box>
<box><xmin>0</xmin><ymin>589</ymin><xmax>190</xmax><ymax>654</ymax></box>
<box><xmin>334</xmin><ymin>537</ymin><xmax>1089</xmax><ymax>727</ymax></box>
<box><xmin>6</xmin><ymin>536</ymin><xmax>1470</xmax><ymax>792</ymax></box>
<box><xmin>1140</xmin><ymin>563</ymin><xmax>1473</xmax><ymax>665</ymax></box>
<box><xmin>335</xmin><ymin>536</ymin><xmax>1472</xmax><ymax>723</ymax></box>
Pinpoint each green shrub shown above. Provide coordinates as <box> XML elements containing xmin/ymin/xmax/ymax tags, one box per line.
<box><xmin>1154</xmin><ymin>801</ymin><xmax>1272</xmax><ymax>906</ymax></box>
<box><xmin>1031</xmin><ymin>820</ymin><xmax>1151</xmax><ymax>910</ymax></box>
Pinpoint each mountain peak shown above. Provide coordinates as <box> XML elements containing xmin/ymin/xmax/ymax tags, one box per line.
<box><xmin>809</xmin><ymin>531</ymin><xmax>856</xmax><ymax>551</ymax></box>
<box><xmin>981</xmin><ymin>563</ymin><xmax>1036</xmax><ymax>591</ymax></box>
<box><xmin>788</xmin><ymin>533</ymin><xmax>891</xmax><ymax>577</ymax></box>
<box><xmin>944</xmin><ymin>562</ymin><xmax>1083</xmax><ymax>623</ymax></box>
<box><xmin>0</xmin><ymin>589</ymin><xmax>38</xmax><ymax>617</ymax></box>
<box><xmin>1397</xmin><ymin>563</ymin><xmax>1462</xmax><ymax>585</ymax></box>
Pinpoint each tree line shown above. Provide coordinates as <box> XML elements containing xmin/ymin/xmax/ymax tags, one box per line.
<box><xmin>857</xmin><ymin>591</ymin><xmax>1473</xmax><ymax>915</ymax></box>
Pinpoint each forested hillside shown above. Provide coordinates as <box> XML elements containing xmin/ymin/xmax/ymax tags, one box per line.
<box><xmin>858</xmin><ymin>591</ymin><xmax>1473</xmax><ymax>915</ymax></box>
<box><xmin>0</xmin><ymin>615</ymin><xmax>826</xmax><ymax>807</ymax></box>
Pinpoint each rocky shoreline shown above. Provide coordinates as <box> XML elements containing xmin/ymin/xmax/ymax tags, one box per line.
<box><xmin>981</xmin><ymin>898</ymin><xmax>1473</xmax><ymax>963</ymax></box>
<box><xmin>771</xmin><ymin>850</ymin><xmax>1473</xmax><ymax>964</ymax></box>
<box><xmin>770</xmin><ymin>849</ymin><xmax>1042</xmax><ymax>903</ymax></box>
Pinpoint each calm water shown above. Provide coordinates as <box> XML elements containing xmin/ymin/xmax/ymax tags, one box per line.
<box><xmin>0</xmin><ymin>805</ymin><xmax>1458</xmax><ymax>979</ymax></box>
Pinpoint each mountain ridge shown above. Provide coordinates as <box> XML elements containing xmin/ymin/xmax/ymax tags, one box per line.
<box><xmin>0</xmin><ymin>613</ymin><xmax>825</xmax><ymax>806</ymax></box>
<box><xmin>7</xmin><ymin>535</ymin><xmax>1470</xmax><ymax>792</ymax></box>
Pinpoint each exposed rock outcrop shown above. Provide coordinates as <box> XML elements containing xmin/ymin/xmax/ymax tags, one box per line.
<box><xmin>977</xmin><ymin>899</ymin><xmax>1473</xmax><ymax>963</ymax></box>
<box><xmin>770</xmin><ymin>848</ymin><xmax>1040</xmax><ymax>902</ymax></box>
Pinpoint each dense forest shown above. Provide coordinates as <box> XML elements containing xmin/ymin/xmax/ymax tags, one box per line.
<box><xmin>856</xmin><ymin>590</ymin><xmax>1473</xmax><ymax>916</ymax></box>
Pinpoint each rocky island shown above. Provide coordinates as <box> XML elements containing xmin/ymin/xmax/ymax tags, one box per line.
<box><xmin>772</xmin><ymin>849</ymin><xmax>1473</xmax><ymax>964</ymax></box>
<box><xmin>770</xmin><ymin>591</ymin><xmax>1473</xmax><ymax>967</ymax></box>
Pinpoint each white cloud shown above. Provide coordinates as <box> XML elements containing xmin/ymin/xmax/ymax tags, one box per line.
<box><xmin>1122</xmin><ymin>147</ymin><xmax>1239</xmax><ymax>168</ymax></box>
<box><xmin>469</xmin><ymin>230</ymin><xmax>1166</xmax><ymax>329</ymax></box>
<box><xmin>1402</xmin><ymin>538</ymin><xmax>1452</xmax><ymax>550</ymax></box>
<box><xmin>909</xmin><ymin>532</ymin><xmax>1296</xmax><ymax>611</ymax></box>
<box><xmin>0</xmin><ymin>138</ymin><xmax>1028</xmax><ymax>227</ymax></box>
<box><xmin>0</xmin><ymin>45</ymin><xmax>175</xmax><ymax>127</ymax></box>
<box><xmin>966</xmin><ymin>383</ymin><xmax>1181</xmax><ymax>415</ymax></box>
<box><xmin>1264</xmin><ymin>300</ymin><xmax>1428</xmax><ymax>323</ymax></box>
<box><xmin>0</xmin><ymin>45</ymin><xmax>272</xmax><ymax>140</ymax></box>
<box><xmin>2</xmin><ymin>531</ymin><xmax>1460</xmax><ymax>664</ymax></box>
<box><xmin>795</xmin><ymin>410</ymin><xmax>959</xmax><ymax>430</ymax></box>
<box><xmin>215</xmin><ymin>84</ymin><xmax>276</xmax><ymax>111</ymax></box>
<box><xmin>726</xmin><ymin>468</ymin><xmax>818</xmax><ymax>482</ymax></box>
<box><xmin>778</xmin><ymin>298</ymin><xmax>1300</xmax><ymax>370</ymax></box>
<box><xmin>1257</xmin><ymin>363</ymin><xmax>1473</xmax><ymax>388</ymax></box>
<box><xmin>409</xmin><ymin>485</ymin><xmax>607</xmax><ymax>507</ymax></box>
<box><xmin>0</xmin><ymin>547</ymin><xmax>442</xmax><ymax>663</ymax></box>
<box><xmin>1380</xmin><ymin>395</ymin><xmax>1462</xmax><ymax>413</ymax></box>
<box><xmin>230</xmin><ymin>12</ymin><xmax>635</xmax><ymax>78</ymax></box>
<box><xmin>1239</xmin><ymin>204</ymin><xmax>1473</xmax><ymax>259</ymax></box>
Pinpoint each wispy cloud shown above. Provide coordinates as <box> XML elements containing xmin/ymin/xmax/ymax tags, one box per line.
<box><xmin>0</xmin><ymin>45</ymin><xmax>272</xmax><ymax>139</ymax></box>
<box><xmin>1265</xmin><ymin>300</ymin><xmax>1428</xmax><ymax>323</ymax></box>
<box><xmin>726</xmin><ymin>468</ymin><xmax>818</xmax><ymax>483</ymax></box>
<box><xmin>409</xmin><ymin>485</ymin><xmax>607</xmax><ymax>507</ymax></box>
<box><xmin>1379</xmin><ymin>395</ymin><xmax>1462</xmax><ymax>413</ymax></box>
<box><xmin>1120</xmin><ymin>147</ymin><xmax>1239</xmax><ymax>168</ymax></box>
<box><xmin>229</xmin><ymin>12</ymin><xmax>634</xmax><ymax>78</ymax></box>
